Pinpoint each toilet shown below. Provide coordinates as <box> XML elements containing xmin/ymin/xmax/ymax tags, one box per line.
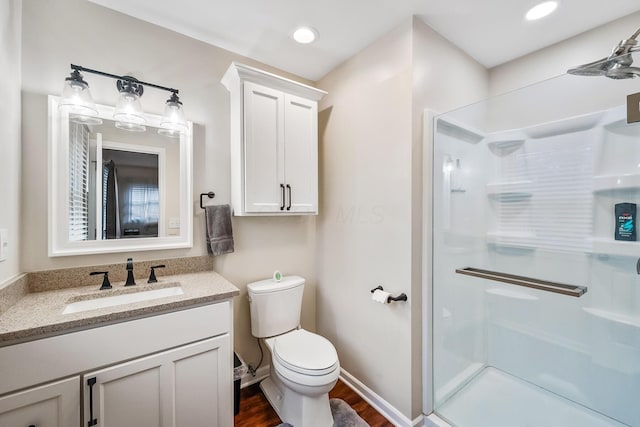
<box><xmin>247</xmin><ymin>275</ymin><xmax>340</xmax><ymax>427</ymax></box>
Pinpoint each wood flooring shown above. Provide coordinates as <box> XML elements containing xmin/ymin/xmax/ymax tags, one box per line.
<box><xmin>234</xmin><ymin>378</ymin><xmax>394</xmax><ymax>427</ymax></box>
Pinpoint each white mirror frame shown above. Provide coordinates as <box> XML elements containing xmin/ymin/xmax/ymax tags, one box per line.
<box><xmin>48</xmin><ymin>95</ymin><xmax>193</xmax><ymax>256</ymax></box>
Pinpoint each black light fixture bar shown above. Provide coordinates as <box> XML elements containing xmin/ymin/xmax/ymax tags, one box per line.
<box><xmin>70</xmin><ymin>64</ymin><xmax>179</xmax><ymax>94</ymax></box>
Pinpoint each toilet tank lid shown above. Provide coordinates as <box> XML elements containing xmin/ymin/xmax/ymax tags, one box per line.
<box><xmin>247</xmin><ymin>275</ymin><xmax>305</xmax><ymax>294</ymax></box>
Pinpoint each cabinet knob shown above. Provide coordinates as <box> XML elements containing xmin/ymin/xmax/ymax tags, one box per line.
<box><xmin>280</xmin><ymin>184</ymin><xmax>286</xmax><ymax>210</ymax></box>
<box><xmin>286</xmin><ymin>184</ymin><xmax>292</xmax><ymax>211</ymax></box>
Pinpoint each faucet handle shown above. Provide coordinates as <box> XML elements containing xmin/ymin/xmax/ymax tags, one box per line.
<box><xmin>148</xmin><ymin>265</ymin><xmax>166</xmax><ymax>284</ymax></box>
<box><xmin>124</xmin><ymin>258</ymin><xmax>136</xmax><ymax>287</ymax></box>
<box><xmin>90</xmin><ymin>271</ymin><xmax>112</xmax><ymax>290</ymax></box>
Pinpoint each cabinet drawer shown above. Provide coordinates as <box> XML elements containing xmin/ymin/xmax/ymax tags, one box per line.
<box><xmin>0</xmin><ymin>301</ymin><xmax>230</xmax><ymax>395</ymax></box>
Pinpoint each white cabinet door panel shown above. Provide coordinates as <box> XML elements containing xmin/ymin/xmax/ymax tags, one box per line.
<box><xmin>284</xmin><ymin>93</ymin><xmax>318</xmax><ymax>213</ymax></box>
<box><xmin>172</xmin><ymin>335</ymin><xmax>232</xmax><ymax>426</ymax></box>
<box><xmin>0</xmin><ymin>377</ymin><xmax>79</xmax><ymax>427</ymax></box>
<box><xmin>85</xmin><ymin>354</ymin><xmax>163</xmax><ymax>427</ymax></box>
<box><xmin>243</xmin><ymin>81</ymin><xmax>285</xmax><ymax>213</ymax></box>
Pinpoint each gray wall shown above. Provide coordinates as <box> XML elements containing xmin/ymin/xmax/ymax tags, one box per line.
<box><xmin>0</xmin><ymin>0</ymin><xmax>22</xmax><ymax>286</ymax></box>
<box><xmin>316</xmin><ymin>17</ymin><xmax>489</xmax><ymax>420</ymax></box>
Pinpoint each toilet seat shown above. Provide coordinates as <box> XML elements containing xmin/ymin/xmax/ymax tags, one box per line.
<box><xmin>272</xmin><ymin>329</ymin><xmax>339</xmax><ymax>376</ymax></box>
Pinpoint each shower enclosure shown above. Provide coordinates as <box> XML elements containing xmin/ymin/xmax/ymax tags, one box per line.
<box><xmin>430</xmin><ymin>58</ymin><xmax>640</xmax><ymax>426</ymax></box>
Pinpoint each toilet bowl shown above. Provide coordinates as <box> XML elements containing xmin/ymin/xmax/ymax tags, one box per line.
<box><xmin>261</xmin><ymin>329</ymin><xmax>340</xmax><ymax>427</ymax></box>
<box><xmin>247</xmin><ymin>276</ymin><xmax>340</xmax><ymax>426</ymax></box>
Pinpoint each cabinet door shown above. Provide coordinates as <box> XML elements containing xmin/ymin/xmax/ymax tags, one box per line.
<box><xmin>243</xmin><ymin>81</ymin><xmax>286</xmax><ymax>213</ymax></box>
<box><xmin>172</xmin><ymin>335</ymin><xmax>232</xmax><ymax>426</ymax></box>
<box><xmin>0</xmin><ymin>377</ymin><xmax>80</xmax><ymax>427</ymax></box>
<box><xmin>284</xmin><ymin>93</ymin><xmax>318</xmax><ymax>213</ymax></box>
<box><xmin>84</xmin><ymin>353</ymin><xmax>163</xmax><ymax>427</ymax></box>
<box><xmin>84</xmin><ymin>335</ymin><xmax>231</xmax><ymax>427</ymax></box>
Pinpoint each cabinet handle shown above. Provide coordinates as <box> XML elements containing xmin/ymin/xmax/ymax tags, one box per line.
<box><xmin>286</xmin><ymin>184</ymin><xmax>292</xmax><ymax>211</ymax></box>
<box><xmin>280</xmin><ymin>184</ymin><xmax>285</xmax><ymax>210</ymax></box>
<box><xmin>87</xmin><ymin>377</ymin><xmax>97</xmax><ymax>427</ymax></box>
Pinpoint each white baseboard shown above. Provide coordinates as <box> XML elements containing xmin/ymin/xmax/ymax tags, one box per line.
<box><xmin>240</xmin><ymin>364</ymin><xmax>270</xmax><ymax>388</ymax></box>
<box><xmin>339</xmin><ymin>368</ymin><xmax>424</xmax><ymax>427</ymax></box>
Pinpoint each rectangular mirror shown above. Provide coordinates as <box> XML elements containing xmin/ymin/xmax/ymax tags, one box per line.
<box><xmin>48</xmin><ymin>96</ymin><xmax>193</xmax><ymax>256</ymax></box>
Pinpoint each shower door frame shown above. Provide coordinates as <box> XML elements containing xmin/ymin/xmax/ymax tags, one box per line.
<box><xmin>422</xmin><ymin>110</ymin><xmax>437</xmax><ymax>418</ymax></box>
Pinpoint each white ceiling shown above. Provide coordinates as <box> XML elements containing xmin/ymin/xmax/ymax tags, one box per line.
<box><xmin>88</xmin><ymin>0</ymin><xmax>640</xmax><ymax>81</ymax></box>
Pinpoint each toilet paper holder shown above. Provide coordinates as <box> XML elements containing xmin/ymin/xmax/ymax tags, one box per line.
<box><xmin>370</xmin><ymin>285</ymin><xmax>408</xmax><ymax>303</ymax></box>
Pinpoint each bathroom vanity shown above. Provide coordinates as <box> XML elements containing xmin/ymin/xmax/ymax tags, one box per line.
<box><xmin>0</xmin><ymin>269</ymin><xmax>239</xmax><ymax>427</ymax></box>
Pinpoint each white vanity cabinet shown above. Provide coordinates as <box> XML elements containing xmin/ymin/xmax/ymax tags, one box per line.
<box><xmin>222</xmin><ymin>62</ymin><xmax>327</xmax><ymax>216</ymax></box>
<box><xmin>0</xmin><ymin>302</ymin><xmax>233</xmax><ymax>427</ymax></box>
<box><xmin>84</xmin><ymin>336</ymin><xmax>230</xmax><ymax>427</ymax></box>
<box><xmin>0</xmin><ymin>377</ymin><xmax>80</xmax><ymax>427</ymax></box>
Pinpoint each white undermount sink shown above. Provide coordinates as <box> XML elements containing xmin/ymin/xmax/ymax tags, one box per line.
<box><xmin>62</xmin><ymin>286</ymin><xmax>184</xmax><ymax>315</ymax></box>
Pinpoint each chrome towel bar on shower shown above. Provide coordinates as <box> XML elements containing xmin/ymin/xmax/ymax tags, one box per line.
<box><xmin>455</xmin><ymin>267</ymin><xmax>587</xmax><ymax>297</ymax></box>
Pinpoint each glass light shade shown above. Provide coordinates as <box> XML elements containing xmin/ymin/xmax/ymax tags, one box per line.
<box><xmin>158</xmin><ymin>96</ymin><xmax>187</xmax><ymax>138</ymax></box>
<box><xmin>59</xmin><ymin>77</ymin><xmax>103</xmax><ymax>125</ymax></box>
<box><xmin>113</xmin><ymin>91</ymin><xmax>146</xmax><ymax>127</ymax></box>
<box><xmin>115</xmin><ymin>121</ymin><xmax>146</xmax><ymax>132</ymax></box>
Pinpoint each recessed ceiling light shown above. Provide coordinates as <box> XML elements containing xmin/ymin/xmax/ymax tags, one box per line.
<box><xmin>293</xmin><ymin>26</ymin><xmax>318</xmax><ymax>44</ymax></box>
<box><xmin>525</xmin><ymin>1</ymin><xmax>558</xmax><ymax>21</ymax></box>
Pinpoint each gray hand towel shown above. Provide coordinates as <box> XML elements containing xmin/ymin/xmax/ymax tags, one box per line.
<box><xmin>204</xmin><ymin>204</ymin><xmax>234</xmax><ymax>256</ymax></box>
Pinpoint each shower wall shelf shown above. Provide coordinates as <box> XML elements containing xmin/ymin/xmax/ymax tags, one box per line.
<box><xmin>593</xmin><ymin>173</ymin><xmax>640</xmax><ymax>192</ymax></box>
<box><xmin>486</xmin><ymin>232</ymin><xmax>537</xmax><ymax>251</ymax></box>
<box><xmin>582</xmin><ymin>307</ymin><xmax>640</xmax><ymax>329</ymax></box>
<box><xmin>589</xmin><ymin>237</ymin><xmax>640</xmax><ymax>257</ymax></box>
<box><xmin>436</xmin><ymin>118</ymin><xmax>484</xmax><ymax>144</ymax></box>
<box><xmin>485</xmin><ymin>137</ymin><xmax>525</xmax><ymax>156</ymax></box>
<box><xmin>456</xmin><ymin>267</ymin><xmax>587</xmax><ymax>297</ymax></box>
<box><xmin>485</xmin><ymin>287</ymin><xmax>539</xmax><ymax>301</ymax></box>
<box><xmin>486</xmin><ymin>181</ymin><xmax>532</xmax><ymax>201</ymax></box>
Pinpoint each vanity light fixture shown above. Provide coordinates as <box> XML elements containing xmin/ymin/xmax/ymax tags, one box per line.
<box><xmin>293</xmin><ymin>26</ymin><xmax>318</xmax><ymax>44</ymax></box>
<box><xmin>525</xmin><ymin>1</ymin><xmax>558</xmax><ymax>21</ymax></box>
<box><xmin>59</xmin><ymin>64</ymin><xmax>187</xmax><ymax>136</ymax></box>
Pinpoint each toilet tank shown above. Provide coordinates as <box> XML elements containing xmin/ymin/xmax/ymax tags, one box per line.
<box><xmin>247</xmin><ymin>275</ymin><xmax>305</xmax><ymax>338</ymax></box>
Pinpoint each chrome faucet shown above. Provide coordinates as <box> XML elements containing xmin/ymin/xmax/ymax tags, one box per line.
<box><xmin>124</xmin><ymin>257</ymin><xmax>136</xmax><ymax>286</ymax></box>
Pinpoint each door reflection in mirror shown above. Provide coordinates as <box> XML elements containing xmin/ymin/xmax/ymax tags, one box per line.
<box><xmin>101</xmin><ymin>150</ymin><xmax>159</xmax><ymax>239</ymax></box>
<box><xmin>68</xmin><ymin>120</ymin><xmax>165</xmax><ymax>241</ymax></box>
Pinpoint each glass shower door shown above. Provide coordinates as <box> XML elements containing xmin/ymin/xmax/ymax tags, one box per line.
<box><xmin>431</xmin><ymin>73</ymin><xmax>640</xmax><ymax>427</ymax></box>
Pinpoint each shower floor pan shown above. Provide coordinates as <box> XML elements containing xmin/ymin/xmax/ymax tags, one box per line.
<box><xmin>436</xmin><ymin>367</ymin><xmax>627</xmax><ymax>427</ymax></box>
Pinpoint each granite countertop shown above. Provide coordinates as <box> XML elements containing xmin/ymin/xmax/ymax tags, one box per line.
<box><xmin>0</xmin><ymin>270</ymin><xmax>239</xmax><ymax>346</ymax></box>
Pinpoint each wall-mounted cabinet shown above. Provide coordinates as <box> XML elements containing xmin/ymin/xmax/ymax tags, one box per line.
<box><xmin>222</xmin><ymin>63</ymin><xmax>327</xmax><ymax>216</ymax></box>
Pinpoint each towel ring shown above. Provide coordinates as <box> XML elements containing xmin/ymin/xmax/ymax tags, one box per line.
<box><xmin>200</xmin><ymin>192</ymin><xmax>216</xmax><ymax>209</ymax></box>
